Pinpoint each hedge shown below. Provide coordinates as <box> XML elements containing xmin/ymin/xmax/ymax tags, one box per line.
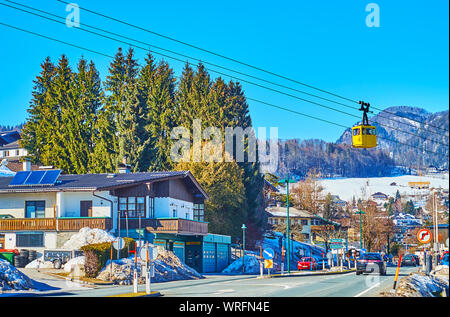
<box><xmin>81</xmin><ymin>237</ymin><xmax>135</xmax><ymax>278</ymax></box>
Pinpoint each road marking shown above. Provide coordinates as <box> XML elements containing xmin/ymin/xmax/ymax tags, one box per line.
<box><xmin>353</xmin><ymin>282</ymin><xmax>381</xmax><ymax>297</ymax></box>
<box><xmin>213</xmin><ymin>289</ymin><xmax>235</xmax><ymax>295</ymax></box>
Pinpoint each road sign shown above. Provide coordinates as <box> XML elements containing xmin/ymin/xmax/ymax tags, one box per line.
<box><xmin>330</xmin><ymin>238</ymin><xmax>345</xmax><ymax>249</ymax></box>
<box><xmin>139</xmin><ymin>246</ymin><xmax>158</xmax><ymax>262</ymax></box>
<box><xmin>264</xmin><ymin>259</ymin><xmax>273</xmax><ymax>269</ymax></box>
<box><xmin>112</xmin><ymin>238</ymin><xmax>125</xmax><ymax>250</ymax></box>
<box><xmin>417</xmin><ymin>228</ymin><xmax>432</xmax><ymax>244</ymax></box>
<box><xmin>263</xmin><ymin>248</ymin><xmax>275</xmax><ymax>260</ymax></box>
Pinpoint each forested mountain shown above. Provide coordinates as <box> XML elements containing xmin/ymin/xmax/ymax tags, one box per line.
<box><xmin>337</xmin><ymin>106</ymin><xmax>449</xmax><ymax>170</ymax></box>
<box><xmin>274</xmin><ymin>107</ymin><xmax>448</xmax><ymax>179</ymax></box>
<box><xmin>276</xmin><ymin>139</ymin><xmax>396</xmax><ymax>178</ymax></box>
<box><xmin>0</xmin><ymin>123</ymin><xmax>24</xmax><ymax>132</ymax></box>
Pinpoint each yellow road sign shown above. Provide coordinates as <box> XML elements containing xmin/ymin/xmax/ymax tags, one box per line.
<box><xmin>264</xmin><ymin>259</ymin><xmax>273</xmax><ymax>269</ymax></box>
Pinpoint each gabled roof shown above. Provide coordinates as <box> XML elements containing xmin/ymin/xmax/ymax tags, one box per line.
<box><xmin>266</xmin><ymin>206</ymin><xmax>314</xmax><ymax>218</ymax></box>
<box><xmin>0</xmin><ymin>131</ymin><xmax>21</xmax><ymax>147</ymax></box>
<box><xmin>0</xmin><ymin>170</ymin><xmax>209</xmax><ymax>199</ymax></box>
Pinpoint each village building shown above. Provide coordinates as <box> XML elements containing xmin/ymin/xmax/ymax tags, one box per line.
<box><xmin>0</xmin><ymin>168</ymin><xmax>231</xmax><ymax>273</ymax></box>
<box><xmin>266</xmin><ymin>205</ymin><xmax>315</xmax><ymax>242</ymax></box>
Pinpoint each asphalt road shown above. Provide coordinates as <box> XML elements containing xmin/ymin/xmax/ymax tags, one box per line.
<box><xmin>4</xmin><ymin>266</ymin><xmax>418</xmax><ymax>297</ymax></box>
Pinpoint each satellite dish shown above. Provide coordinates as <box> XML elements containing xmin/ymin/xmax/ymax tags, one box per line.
<box><xmin>1</xmin><ymin>159</ymin><xmax>8</xmax><ymax>166</ymax></box>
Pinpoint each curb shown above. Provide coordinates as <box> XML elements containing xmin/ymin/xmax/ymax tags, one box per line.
<box><xmin>107</xmin><ymin>291</ymin><xmax>162</xmax><ymax>298</ymax></box>
<box><xmin>257</xmin><ymin>269</ymin><xmax>356</xmax><ymax>279</ymax></box>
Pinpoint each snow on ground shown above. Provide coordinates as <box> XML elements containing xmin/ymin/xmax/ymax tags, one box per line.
<box><xmin>97</xmin><ymin>248</ymin><xmax>203</xmax><ymax>284</ymax></box>
<box><xmin>0</xmin><ymin>165</ymin><xmax>15</xmax><ymax>177</ymax></box>
<box><xmin>222</xmin><ymin>232</ymin><xmax>327</xmax><ymax>274</ymax></box>
<box><xmin>393</xmin><ymin>272</ymin><xmax>448</xmax><ymax>297</ymax></box>
<box><xmin>317</xmin><ymin>174</ymin><xmax>449</xmax><ymax>202</ymax></box>
<box><xmin>222</xmin><ymin>255</ymin><xmax>261</xmax><ymax>274</ymax></box>
<box><xmin>63</xmin><ymin>256</ymin><xmax>85</xmax><ymax>272</ymax></box>
<box><xmin>62</xmin><ymin>227</ymin><xmax>116</xmax><ymax>250</ymax></box>
<box><xmin>24</xmin><ymin>257</ymin><xmax>54</xmax><ymax>269</ymax></box>
<box><xmin>0</xmin><ymin>259</ymin><xmax>34</xmax><ymax>291</ymax></box>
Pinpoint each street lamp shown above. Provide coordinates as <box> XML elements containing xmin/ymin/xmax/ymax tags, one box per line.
<box><xmin>278</xmin><ymin>174</ymin><xmax>296</xmax><ymax>274</ymax></box>
<box><xmin>242</xmin><ymin>223</ymin><xmax>246</xmax><ymax>274</ymax></box>
<box><xmin>355</xmin><ymin>210</ymin><xmax>366</xmax><ymax>249</ymax></box>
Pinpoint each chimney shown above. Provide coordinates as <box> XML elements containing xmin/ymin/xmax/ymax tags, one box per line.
<box><xmin>118</xmin><ymin>156</ymin><xmax>131</xmax><ymax>174</ymax></box>
<box><xmin>23</xmin><ymin>158</ymin><xmax>31</xmax><ymax>171</ymax></box>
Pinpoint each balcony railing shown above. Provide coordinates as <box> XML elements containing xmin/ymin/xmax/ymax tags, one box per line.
<box><xmin>120</xmin><ymin>218</ymin><xmax>208</xmax><ymax>236</ymax></box>
<box><xmin>0</xmin><ymin>217</ymin><xmax>113</xmax><ymax>232</ymax></box>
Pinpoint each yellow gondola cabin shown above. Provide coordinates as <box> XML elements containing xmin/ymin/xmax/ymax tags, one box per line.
<box><xmin>352</xmin><ymin>125</ymin><xmax>377</xmax><ymax>148</ymax></box>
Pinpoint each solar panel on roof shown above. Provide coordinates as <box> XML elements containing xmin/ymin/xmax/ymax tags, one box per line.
<box><xmin>39</xmin><ymin>169</ymin><xmax>61</xmax><ymax>185</ymax></box>
<box><xmin>8</xmin><ymin>171</ymin><xmax>31</xmax><ymax>186</ymax></box>
<box><xmin>24</xmin><ymin>170</ymin><xmax>47</xmax><ymax>185</ymax></box>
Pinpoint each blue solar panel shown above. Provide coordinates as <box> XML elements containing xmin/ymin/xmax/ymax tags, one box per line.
<box><xmin>39</xmin><ymin>169</ymin><xmax>61</xmax><ymax>185</ymax></box>
<box><xmin>8</xmin><ymin>171</ymin><xmax>31</xmax><ymax>186</ymax></box>
<box><xmin>24</xmin><ymin>170</ymin><xmax>47</xmax><ymax>185</ymax></box>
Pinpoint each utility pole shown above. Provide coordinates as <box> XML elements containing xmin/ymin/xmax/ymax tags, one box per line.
<box><xmin>279</xmin><ymin>174</ymin><xmax>295</xmax><ymax>274</ymax></box>
<box><xmin>355</xmin><ymin>210</ymin><xmax>366</xmax><ymax>249</ymax></box>
<box><xmin>242</xmin><ymin>224</ymin><xmax>246</xmax><ymax>274</ymax></box>
<box><xmin>432</xmin><ymin>191</ymin><xmax>440</xmax><ymax>266</ymax></box>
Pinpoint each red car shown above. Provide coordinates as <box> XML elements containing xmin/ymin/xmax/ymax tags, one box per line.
<box><xmin>297</xmin><ymin>257</ymin><xmax>318</xmax><ymax>270</ymax></box>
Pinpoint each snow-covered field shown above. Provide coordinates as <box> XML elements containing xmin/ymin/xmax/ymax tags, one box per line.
<box><xmin>318</xmin><ymin>174</ymin><xmax>449</xmax><ymax>202</ymax></box>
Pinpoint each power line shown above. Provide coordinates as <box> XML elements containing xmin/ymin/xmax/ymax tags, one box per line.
<box><xmin>53</xmin><ymin>0</ymin><xmax>450</xmax><ymax>134</ymax></box>
<box><xmin>0</xmin><ymin>21</ymin><xmax>446</xmax><ymax>158</ymax></box>
<box><xmin>2</xmin><ymin>1</ymin><xmax>448</xmax><ymax>147</ymax></box>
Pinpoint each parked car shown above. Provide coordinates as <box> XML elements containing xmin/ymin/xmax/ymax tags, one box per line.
<box><xmin>401</xmin><ymin>254</ymin><xmax>419</xmax><ymax>267</ymax></box>
<box><xmin>440</xmin><ymin>253</ymin><xmax>449</xmax><ymax>266</ymax></box>
<box><xmin>297</xmin><ymin>257</ymin><xmax>318</xmax><ymax>270</ymax></box>
<box><xmin>356</xmin><ymin>252</ymin><xmax>386</xmax><ymax>275</ymax></box>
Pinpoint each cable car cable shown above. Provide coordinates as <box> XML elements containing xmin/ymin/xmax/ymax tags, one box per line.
<box><xmin>51</xmin><ymin>0</ymin><xmax>450</xmax><ymax>134</ymax></box>
<box><xmin>0</xmin><ymin>21</ymin><xmax>447</xmax><ymax>157</ymax></box>
<box><xmin>2</xmin><ymin>2</ymin><xmax>447</xmax><ymax>146</ymax></box>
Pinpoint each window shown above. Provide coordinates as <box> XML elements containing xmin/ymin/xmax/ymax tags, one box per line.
<box><xmin>301</xmin><ymin>219</ymin><xmax>308</xmax><ymax>225</ymax></box>
<box><xmin>25</xmin><ymin>201</ymin><xmax>45</xmax><ymax>218</ymax></box>
<box><xmin>119</xmin><ymin>197</ymin><xmax>145</xmax><ymax>218</ymax></box>
<box><xmin>16</xmin><ymin>233</ymin><xmax>44</xmax><ymax>247</ymax></box>
<box><xmin>193</xmin><ymin>203</ymin><xmax>204</xmax><ymax>222</ymax></box>
<box><xmin>149</xmin><ymin>197</ymin><xmax>155</xmax><ymax>218</ymax></box>
<box><xmin>16</xmin><ymin>150</ymin><xmax>20</xmax><ymax>156</ymax></box>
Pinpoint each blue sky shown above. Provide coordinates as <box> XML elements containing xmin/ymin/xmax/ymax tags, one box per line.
<box><xmin>0</xmin><ymin>0</ymin><xmax>448</xmax><ymax>141</ymax></box>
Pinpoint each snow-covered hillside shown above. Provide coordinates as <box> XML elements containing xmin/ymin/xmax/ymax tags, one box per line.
<box><xmin>318</xmin><ymin>174</ymin><xmax>449</xmax><ymax>202</ymax></box>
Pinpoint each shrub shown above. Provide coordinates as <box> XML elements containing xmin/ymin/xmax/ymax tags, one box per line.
<box><xmin>81</xmin><ymin>238</ymin><xmax>135</xmax><ymax>278</ymax></box>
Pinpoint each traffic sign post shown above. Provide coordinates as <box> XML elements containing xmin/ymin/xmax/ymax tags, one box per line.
<box><xmin>417</xmin><ymin>228</ymin><xmax>432</xmax><ymax>244</ymax></box>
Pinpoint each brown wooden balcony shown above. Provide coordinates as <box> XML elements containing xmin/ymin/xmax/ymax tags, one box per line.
<box><xmin>0</xmin><ymin>217</ymin><xmax>113</xmax><ymax>232</ymax></box>
<box><xmin>120</xmin><ymin>218</ymin><xmax>208</xmax><ymax>236</ymax></box>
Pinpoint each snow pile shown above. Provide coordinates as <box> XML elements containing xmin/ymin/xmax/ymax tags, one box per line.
<box><xmin>0</xmin><ymin>165</ymin><xmax>15</xmax><ymax>177</ymax></box>
<box><xmin>97</xmin><ymin>248</ymin><xmax>203</xmax><ymax>284</ymax></box>
<box><xmin>62</xmin><ymin>227</ymin><xmax>116</xmax><ymax>250</ymax></box>
<box><xmin>222</xmin><ymin>255</ymin><xmax>262</xmax><ymax>274</ymax></box>
<box><xmin>222</xmin><ymin>232</ymin><xmax>327</xmax><ymax>274</ymax></box>
<box><xmin>0</xmin><ymin>259</ymin><xmax>34</xmax><ymax>291</ymax></box>
<box><xmin>63</xmin><ymin>256</ymin><xmax>85</xmax><ymax>273</ymax></box>
<box><xmin>394</xmin><ymin>272</ymin><xmax>448</xmax><ymax>297</ymax></box>
<box><xmin>24</xmin><ymin>257</ymin><xmax>54</xmax><ymax>269</ymax></box>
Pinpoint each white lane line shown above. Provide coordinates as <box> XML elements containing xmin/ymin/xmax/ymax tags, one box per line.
<box><xmin>354</xmin><ymin>282</ymin><xmax>381</xmax><ymax>297</ymax></box>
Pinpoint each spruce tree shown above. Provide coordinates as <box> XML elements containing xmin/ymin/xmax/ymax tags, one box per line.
<box><xmin>144</xmin><ymin>60</ymin><xmax>176</xmax><ymax>171</ymax></box>
<box><xmin>21</xmin><ymin>57</ymin><xmax>56</xmax><ymax>164</ymax></box>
